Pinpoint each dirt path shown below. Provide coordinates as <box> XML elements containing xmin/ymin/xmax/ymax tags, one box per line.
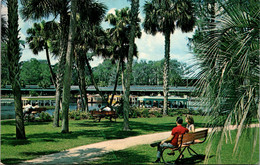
<box><xmin>21</xmin><ymin>124</ymin><xmax>259</xmax><ymax>164</ymax></box>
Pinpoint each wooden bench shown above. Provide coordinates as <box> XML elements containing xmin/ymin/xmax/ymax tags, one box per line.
<box><xmin>90</xmin><ymin>110</ymin><xmax>118</xmax><ymax>122</ymax></box>
<box><xmin>161</xmin><ymin>129</ymin><xmax>208</xmax><ymax>164</ymax></box>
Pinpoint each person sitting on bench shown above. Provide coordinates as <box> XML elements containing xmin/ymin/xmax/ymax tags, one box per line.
<box><xmin>102</xmin><ymin>105</ymin><xmax>111</xmax><ymax>111</ymax></box>
<box><xmin>152</xmin><ymin>117</ymin><xmax>189</xmax><ymax>163</ymax></box>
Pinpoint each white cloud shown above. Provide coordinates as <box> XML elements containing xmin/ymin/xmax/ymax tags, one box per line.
<box><xmin>135</xmin><ymin>29</ymin><xmax>195</xmax><ymax>65</ymax></box>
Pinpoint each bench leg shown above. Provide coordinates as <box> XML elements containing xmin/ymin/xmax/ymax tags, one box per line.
<box><xmin>176</xmin><ymin>147</ymin><xmax>187</xmax><ymax>162</ymax></box>
<box><xmin>187</xmin><ymin>146</ymin><xmax>198</xmax><ymax>156</ymax></box>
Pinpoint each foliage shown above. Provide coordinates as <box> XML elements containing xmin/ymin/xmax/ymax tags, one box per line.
<box><xmin>20</xmin><ymin>59</ymin><xmax>52</xmax><ymax>87</ymax></box>
<box><xmin>190</xmin><ymin>0</ymin><xmax>259</xmax><ymax>163</ymax></box>
<box><xmin>92</xmin><ymin>59</ymin><xmax>186</xmax><ymax>86</ymax></box>
<box><xmin>68</xmin><ymin>110</ymin><xmax>89</xmax><ymax>120</ymax></box>
<box><xmin>39</xmin><ymin>112</ymin><xmax>52</xmax><ymax>121</ymax></box>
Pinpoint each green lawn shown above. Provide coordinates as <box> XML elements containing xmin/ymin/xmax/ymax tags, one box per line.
<box><xmin>90</xmin><ymin>128</ymin><xmax>259</xmax><ymax>164</ymax></box>
<box><xmin>1</xmin><ymin>116</ymin><xmax>258</xmax><ymax>164</ymax></box>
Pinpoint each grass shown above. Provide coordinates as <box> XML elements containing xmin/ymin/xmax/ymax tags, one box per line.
<box><xmin>89</xmin><ymin>128</ymin><xmax>259</xmax><ymax>164</ymax></box>
<box><xmin>1</xmin><ymin>115</ymin><xmax>258</xmax><ymax>164</ymax></box>
<box><xmin>1</xmin><ymin>116</ymin><xmax>203</xmax><ymax>164</ymax></box>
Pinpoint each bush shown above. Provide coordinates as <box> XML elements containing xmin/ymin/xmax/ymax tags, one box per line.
<box><xmin>39</xmin><ymin>112</ymin><xmax>52</xmax><ymax>121</ymax></box>
<box><xmin>129</xmin><ymin>107</ymin><xmax>143</xmax><ymax>118</ymax></box>
<box><xmin>68</xmin><ymin>110</ymin><xmax>88</xmax><ymax>120</ymax></box>
<box><xmin>142</xmin><ymin>109</ymin><xmax>150</xmax><ymax>118</ymax></box>
<box><xmin>153</xmin><ymin>111</ymin><xmax>162</xmax><ymax>118</ymax></box>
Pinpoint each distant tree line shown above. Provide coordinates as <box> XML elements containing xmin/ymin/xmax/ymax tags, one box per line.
<box><xmin>1</xmin><ymin>58</ymin><xmax>188</xmax><ymax>88</ymax></box>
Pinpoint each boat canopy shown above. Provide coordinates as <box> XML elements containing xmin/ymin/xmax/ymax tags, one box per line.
<box><xmin>137</xmin><ymin>96</ymin><xmax>187</xmax><ymax>102</ymax></box>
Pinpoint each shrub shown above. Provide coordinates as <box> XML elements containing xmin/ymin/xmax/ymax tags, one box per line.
<box><xmin>154</xmin><ymin>111</ymin><xmax>162</xmax><ymax>118</ymax></box>
<box><xmin>39</xmin><ymin>112</ymin><xmax>52</xmax><ymax>121</ymax></box>
<box><xmin>68</xmin><ymin>110</ymin><xmax>88</xmax><ymax>120</ymax></box>
<box><xmin>142</xmin><ymin>109</ymin><xmax>150</xmax><ymax>118</ymax></box>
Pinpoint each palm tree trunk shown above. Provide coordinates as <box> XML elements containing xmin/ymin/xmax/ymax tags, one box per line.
<box><xmin>109</xmin><ymin>60</ymin><xmax>120</xmax><ymax>106</ymax></box>
<box><xmin>163</xmin><ymin>30</ymin><xmax>170</xmax><ymax>115</ymax></box>
<box><xmin>76</xmin><ymin>52</ymin><xmax>89</xmax><ymax>112</ymax></box>
<box><xmin>85</xmin><ymin>56</ymin><xmax>107</xmax><ymax>103</ymax></box>
<box><xmin>61</xmin><ymin>0</ymin><xmax>77</xmax><ymax>133</ymax></box>
<box><xmin>7</xmin><ymin>0</ymin><xmax>26</xmax><ymax>139</ymax></box>
<box><xmin>53</xmin><ymin>9</ymin><xmax>70</xmax><ymax>127</ymax></box>
<box><xmin>123</xmin><ymin>0</ymin><xmax>139</xmax><ymax>131</ymax></box>
<box><xmin>45</xmin><ymin>42</ymin><xmax>56</xmax><ymax>87</ymax></box>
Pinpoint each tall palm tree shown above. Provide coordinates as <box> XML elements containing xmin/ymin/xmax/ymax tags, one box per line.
<box><xmin>191</xmin><ymin>0</ymin><xmax>259</xmax><ymax>163</ymax></box>
<box><xmin>105</xmin><ymin>7</ymin><xmax>141</xmax><ymax>108</ymax></box>
<box><xmin>6</xmin><ymin>0</ymin><xmax>26</xmax><ymax>139</ymax></box>
<box><xmin>21</xmin><ymin>0</ymin><xmax>70</xmax><ymax>127</ymax></box>
<box><xmin>26</xmin><ymin>21</ymin><xmax>59</xmax><ymax>86</ymax></box>
<box><xmin>20</xmin><ymin>0</ymin><xmax>107</xmax><ymax>127</ymax></box>
<box><xmin>123</xmin><ymin>0</ymin><xmax>140</xmax><ymax>131</ymax></box>
<box><xmin>143</xmin><ymin>0</ymin><xmax>196</xmax><ymax>115</ymax></box>
<box><xmin>61</xmin><ymin>0</ymin><xmax>77</xmax><ymax>133</ymax></box>
<box><xmin>74</xmin><ymin>5</ymin><xmax>107</xmax><ymax>112</ymax></box>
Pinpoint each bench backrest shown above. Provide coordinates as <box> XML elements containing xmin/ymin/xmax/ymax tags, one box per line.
<box><xmin>91</xmin><ymin>111</ymin><xmax>116</xmax><ymax>115</ymax></box>
<box><xmin>178</xmin><ymin>129</ymin><xmax>208</xmax><ymax>145</ymax></box>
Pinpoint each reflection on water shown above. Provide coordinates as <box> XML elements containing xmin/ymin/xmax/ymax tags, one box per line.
<box><xmin>1</xmin><ymin>102</ymin><xmax>106</xmax><ymax>120</ymax></box>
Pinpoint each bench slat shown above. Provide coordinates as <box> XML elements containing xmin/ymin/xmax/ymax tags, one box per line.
<box><xmin>178</xmin><ymin>130</ymin><xmax>208</xmax><ymax>145</ymax></box>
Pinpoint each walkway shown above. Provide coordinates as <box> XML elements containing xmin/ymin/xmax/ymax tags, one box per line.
<box><xmin>21</xmin><ymin>124</ymin><xmax>259</xmax><ymax>164</ymax></box>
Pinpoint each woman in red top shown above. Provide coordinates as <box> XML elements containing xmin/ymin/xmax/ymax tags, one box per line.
<box><xmin>154</xmin><ymin>117</ymin><xmax>189</xmax><ymax>163</ymax></box>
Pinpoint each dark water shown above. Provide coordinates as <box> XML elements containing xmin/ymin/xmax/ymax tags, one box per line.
<box><xmin>1</xmin><ymin>102</ymin><xmax>106</xmax><ymax>120</ymax></box>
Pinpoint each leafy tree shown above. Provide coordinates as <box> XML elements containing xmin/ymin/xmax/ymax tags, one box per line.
<box><xmin>143</xmin><ymin>0</ymin><xmax>196</xmax><ymax>115</ymax></box>
<box><xmin>191</xmin><ymin>0</ymin><xmax>259</xmax><ymax>163</ymax></box>
<box><xmin>6</xmin><ymin>0</ymin><xmax>26</xmax><ymax>139</ymax></box>
<box><xmin>20</xmin><ymin>59</ymin><xmax>52</xmax><ymax>87</ymax></box>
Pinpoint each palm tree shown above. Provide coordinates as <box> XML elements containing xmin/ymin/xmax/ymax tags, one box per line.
<box><xmin>74</xmin><ymin>4</ymin><xmax>107</xmax><ymax>112</ymax></box>
<box><xmin>123</xmin><ymin>0</ymin><xmax>140</xmax><ymax>131</ymax></box>
<box><xmin>6</xmin><ymin>0</ymin><xmax>26</xmax><ymax>139</ymax></box>
<box><xmin>105</xmin><ymin>7</ymin><xmax>141</xmax><ymax>108</ymax></box>
<box><xmin>21</xmin><ymin>0</ymin><xmax>70</xmax><ymax>127</ymax></box>
<box><xmin>26</xmin><ymin>21</ymin><xmax>59</xmax><ymax>86</ymax></box>
<box><xmin>191</xmin><ymin>0</ymin><xmax>259</xmax><ymax>163</ymax></box>
<box><xmin>143</xmin><ymin>0</ymin><xmax>196</xmax><ymax>115</ymax></box>
<box><xmin>20</xmin><ymin>0</ymin><xmax>107</xmax><ymax>127</ymax></box>
<box><xmin>60</xmin><ymin>0</ymin><xmax>77</xmax><ymax>133</ymax></box>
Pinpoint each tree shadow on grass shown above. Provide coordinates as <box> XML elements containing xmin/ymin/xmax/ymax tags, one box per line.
<box><xmin>74</xmin><ymin>120</ymin><xmax>209</xmax><ymax>140</ymax></box>
<box><xmin>22</xmin><ymin>150</ymin><xmax>59</xmax><ymax>156</ymax></box>
<box><xmin>1</xmin><ymin>158</ymin><xmax>27</xmax><ymax>165</ymax></box>
<box><xmin>1</xmin><ymin>138</ymin><xmax>32</xmax><ymax>146</ymax></box>
<box><xmin>175</xmin><ymin>154</ymin><xmax>214</xmax><ymax>164</ymax></box>
<box><xmin>89</xmin><ymin>149</ymin><xmax>153</xmax><ymax>165</ymax></box>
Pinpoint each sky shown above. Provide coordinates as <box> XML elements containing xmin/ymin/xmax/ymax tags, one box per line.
<box><xmin>1</xmin><ymin>0</ymin><xmax>196</xmax><ymax>67</ymax></box>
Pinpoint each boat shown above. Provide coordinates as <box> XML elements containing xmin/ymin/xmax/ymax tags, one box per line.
<box><xmin>137</xmin><ymin>96</ymin><xmax>188</xmax><ymax>108</ymax></box>
<box><xmin>22</xmin><ymin>96</ymin><xmax>56</xmax><ymax>109</ymax></box>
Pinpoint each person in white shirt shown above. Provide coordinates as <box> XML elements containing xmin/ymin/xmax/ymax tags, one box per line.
<box><xmin>186</xmin><ymin>115</ymin><xmax>195</xmax><ymax>132</ymax></box>
<box><xmin>102</xmin><ymin>105</ymin><xmax>111</xmax><ymax>111</ymax></box>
